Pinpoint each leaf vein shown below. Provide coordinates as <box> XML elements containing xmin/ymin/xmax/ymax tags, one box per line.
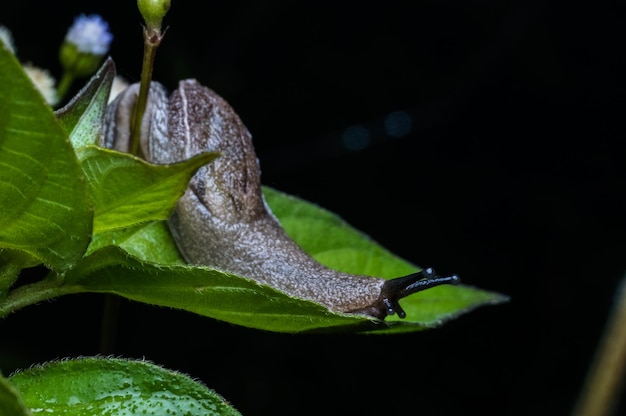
<box><xmin>34</xmin><ymin>196</ymin><xmax>74</xmax><ymax>211</ymax></box>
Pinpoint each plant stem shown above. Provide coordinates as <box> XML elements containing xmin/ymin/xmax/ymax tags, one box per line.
<box><xmin>129</xmin><ymin>27</ymin><xmax>163</xmax><ymax>157</ymax></box>
<box><xmin>572</xmin><ymin>274</ymin><xmax>626</xmax><ymax>416</ymax></box>
<box><xmin>0</xmin><ymin>257</ymin><xmax>22</xmax><ymax>297</ymax></box>
<box><xmin>0</xmin><ymin>273</ymin><xmax>77</xmax><ymax>318</ymax></box>
<box><xmin>99</xmin><ymin>294</ymin><xmax>121</xmax><ymax>354</ymax></box>
<box><xmin>55</xmin><ymin>70</ymin><xmax>75</xmax><ymax>104</ymax></box>
<box><xmin>99</xmin><ymin>25</ymin><xmax>165</xmax><ymax>353</ymax></box>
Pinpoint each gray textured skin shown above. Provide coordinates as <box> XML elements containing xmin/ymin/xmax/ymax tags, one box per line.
<box><xmin>104</xmin><ymin>79</ymin><xmax>389</xmax><ymax>317</ymax></box>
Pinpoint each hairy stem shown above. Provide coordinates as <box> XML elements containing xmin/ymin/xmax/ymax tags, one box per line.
<box><xmin>0</xmin><ymin>273</ymin><xmax>78</xmax><ymax>318</ymax></box>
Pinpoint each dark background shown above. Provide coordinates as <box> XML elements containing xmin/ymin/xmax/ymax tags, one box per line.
<box><xmin>2</xmin><ymin>1</ymin><xmax>626</xmax><ymax>415</ymax></box>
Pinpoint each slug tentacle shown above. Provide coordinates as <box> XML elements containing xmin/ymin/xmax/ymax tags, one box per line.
<box><xmin>103</xmin><ymin>79</ymin><xmax>462</xmax><ymax>320</ymax></box>
<box><xmin>373</xmin><ymin>268</ymin><xmax>461</xmax><ymax>319</ymax></box>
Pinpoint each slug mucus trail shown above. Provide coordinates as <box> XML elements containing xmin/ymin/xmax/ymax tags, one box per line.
<box><xmin>103</xmin><ymin>79</ymin><xmax>460</xmax><ymax>320</ymax></box>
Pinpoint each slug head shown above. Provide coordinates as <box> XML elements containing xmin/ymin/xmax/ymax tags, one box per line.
<box><xmin>352</xmin><ymin>268</ymin><xmax>460</xmax><ymax>319</ymax></box>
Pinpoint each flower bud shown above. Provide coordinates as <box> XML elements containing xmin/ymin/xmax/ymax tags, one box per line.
<box><xmin>59</xmin><ymin>14</ymin><xmax>112</xmax><ymax>78</ymax></box>
<box><xmin>137</xmin><ymin>0</ymin><xmax>171</xmax><ymax>32</ymax></box>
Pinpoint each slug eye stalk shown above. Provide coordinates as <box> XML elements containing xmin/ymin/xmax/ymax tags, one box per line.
<box><xmin>375</xmin><ymin>268</ymin><xmax>461</xmax><ymax>319</ymax></box>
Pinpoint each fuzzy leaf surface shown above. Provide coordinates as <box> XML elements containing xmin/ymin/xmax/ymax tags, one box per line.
<box><xmin>0</xmin><ymin>374</ymin><xmax>31</xmax><ymax>416</ymax></box>
<box><xmin>9</xmin><ymin>357</ymin><xmax>240</xmax><ymax>416</ymax></box>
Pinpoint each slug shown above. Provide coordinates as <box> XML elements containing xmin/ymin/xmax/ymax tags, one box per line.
<box><xmin>103</xmin><ymin>79</ymin><xmax>460</xmax><ymax>320</ymax></box>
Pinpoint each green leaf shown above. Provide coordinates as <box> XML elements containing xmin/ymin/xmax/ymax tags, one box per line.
<box><xmin>8</xmin><ymin>357</ymin><xmax>241</xmax><ymax>416</ymax></box>
<box><xmin>0</xmin><ymin>373</ymin><xmax>31</xmax><ymax>416</ymax></box>
<box><xmin>62</xmin><ymin>186</ymin><xmax>506</xmax><ymax>334</ymax></box>
<box><xmin>264</xmin><ymin>186</ymin><xmax>510</xmax><ymax>329</ymax></box>
<box><xmin>0</xmin><ymin>40</ymin><xmax>92</xmax><ymax>271</ymax></box>
<box><xmin>117</xmin><ymin>221</ymin><xmax>184</xmax><ymax>264</ymax></box>
<box><xmin>88</xmin><ymin>221</ymin><xmax>184</xmax><ymax>264</ymax></box>
<box><xmin>65</xmin><ymin>246</ymin><xmax>367</xmax><ymax>333</ymax></box>
<box><xmin>264</xmin><ymin>186</ymin><xmax>417</xmax><ymax>277</ymax></box>
<box><xmin>0</xmin><ymin>249</ymin><xmax>40</xmax><ymax>296</ymax></box>
<box><xmin>55</xmin><ymin>58</ymin><xmax>115</xmax><ymax>148</ymax></box>
<box><xmin>76</xmin><ymin>145</ymin><xmax>218</xmax><ymax>234</ymax></box>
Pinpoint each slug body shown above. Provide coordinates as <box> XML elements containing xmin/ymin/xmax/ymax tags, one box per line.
<box><xmin>104</xmin><ymin>79</ymin><xmax>459</xmax><ymax>319</ymax></box>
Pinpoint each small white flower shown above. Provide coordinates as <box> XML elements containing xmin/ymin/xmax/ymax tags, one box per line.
<box><xmin>23</xmin><ymin>62</ymin><xmax>58</xmax><ymax>106</ymax></box>
<box><xmin>0</xmin><ymin>24</ymin><xmax>16</xmax><ymax>54</ymax></box>
<box><xmin>65</xmin><ymin>14</ymin><xmax>113</xmax><ymax>55</ymax></box>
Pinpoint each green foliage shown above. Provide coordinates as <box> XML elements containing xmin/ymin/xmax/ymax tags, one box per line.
<box><xmin>0</xmin><ymin>22</ymin><xmax>508</xmax><ymax>414</ymax></box>
<box><xmin>0</xmin><ymin>373</ymin><xmax>31</xmax><ymax>416</ymax></box>
<box><xmin>78</xmin><ymin>146</ymin><xmax>217</xmax><ymax>236</ymax></box>
<box><xmin>6</xmin><ymin>357</ymin><xmax>240</xmax><ymax>415</ymax></box>
<box><xmin>0</xmin><ymin>45</ymin><xmax>507</xmax><ymax>332</ymax></box>
<box><xmin>55</xmin><ymin>57</ymin><xmax>115</xmax><ymax>148</ymax></box>
<box><xmin>0</xmin><ymin>42</ymin><xmax>92</xmax><ymax>274</ymax></box>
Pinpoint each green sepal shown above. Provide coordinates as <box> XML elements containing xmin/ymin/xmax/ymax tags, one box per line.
<box><xmin>55</xmin><ymin>57</ymin><xmax>115</xmax><ymax>148</ymax></box>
